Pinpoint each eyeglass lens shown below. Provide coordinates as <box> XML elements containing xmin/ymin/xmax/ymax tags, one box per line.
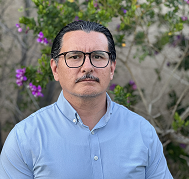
<box><xmin>65</xmin><ymin>51</ymin><xmax>109</xmax><ymax>68</ymax></box>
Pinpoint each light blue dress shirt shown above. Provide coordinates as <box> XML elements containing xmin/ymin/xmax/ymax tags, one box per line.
<box><xmin>0</xmin><ymin>91</ymin><xmax>173</xmax><ymax>179</ymax></box>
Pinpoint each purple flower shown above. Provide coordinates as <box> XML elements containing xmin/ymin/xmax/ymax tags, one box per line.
<box><xmin>37</xmin><ymin>32</ymin><xmax>49</xmax><ymax>45</ymax></box>
<box><xmin>74</xmin><ymin>16</ymin><xmax>79</xmax><ymax>21</ymax></box>
<box><xmin>28</xmin><ymin>83</ymin><xmax>43</xmax><ymax>97</ymax></box>
<box><xmin>32</xmin><ymin>91</ymin><xmax>36</xmax><ymax>96</ymax></box>
<box><xmin>15</xmin><ymin>68</ymin><xmax>27</xmax><ymax>86</ymax></box>
<box><xmin>94</xmin><ymin>3</ymin><xmax>98</xmax><ymax>7</ymax></box>
<box><xmin>37</xmin><ymin>91</ymin><xmax>44</xmax><ymax>97</ymax></box>
<box><xmin>23</xmin><ymin>76</ymin><xmax>27</xmax><ymax>81</ymax></box>
<box><xmin>116</xmin><ymin>24</ymin><xmax>120</xmax><ymax>31</ymax></box>
<box><xmin>43</xmin><ymin>38</ymin><xmax>48</xmax><ymax>44</ymax></box>
<box><xmin>129</xmin><ymin>80</ymin><xmax>137</xmax><ymax>90</ymax></box>
<box><xmin>109</xmin><ymin>84</ymin><xmax>117</xmax><ymax>91</ymax></box>
<box><xmin>181</xmin><ymin>16</ymin><xmax>188</xmax><ymax>21</ymax></box>
<box><xmin>38</xmin><ymin>32</ymin><xmax>44</xmax><ymax>38</ymax></box>
<box><xmin>37</xmin><ymin>37</ymin><xmax>43</xmax><ymax>43</ymax></box>
<box><xmin>167</xmin><ymin>62</ymin><xmax>170</xmax><ymax>67</ymax></box>
<box><xmin>176</xmin><ymin>35</ymin><xmax>181</xmax><ymax>39</ymax></box>
<box><xmin>123</xmin><ymin>9</ymin><xmax>127</xmax><ymax>14</ymax></box>
<box><xmin>132</xmin><ymin>84</ymin><xmax>137</xmax><ymax>90</ymax></box>
<box><xmin>154</xmin><ymin>51</ymin><xmax>159</xmax><ymax>55</ymax></box>
<box><xmin>25</xmin><ymin>27</ymin><xmax>30</xmax><ymax>34</ymax></box>
<box><xmin>37</xmin><ymin>85</ymin><xmax>42</xmax><ymax>92</ymax></box>
<box><xmin>16</xmin><ymin>73</ymin><xmax>22</xmax><ymax>78</ymax></box>
<box><xmin>18</xmin><ymin>28</ymin><xmax>22</xmax><ymax>32</ymax></box>
<box><xmin>179</xmin><ymin>143</ymin><xmax>186</xmax><ymax>149</ymax></box>
<box><xmin>129</xmin><ymin>80</ymin><xmax>135</xmax><ymax>86</ymax></box>
<box><xmin>16</xmin><ymin>23</ymin><xmax>20</xmax><ymax>28</ymax></box>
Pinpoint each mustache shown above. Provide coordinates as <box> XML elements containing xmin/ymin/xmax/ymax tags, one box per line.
<box><xmin>75</xmin><ymin>73</ymin><xmax>100</xmax><ymax>83</ymax></box>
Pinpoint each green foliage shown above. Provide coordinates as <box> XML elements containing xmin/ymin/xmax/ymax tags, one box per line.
<box><xmin>134</xmin><ymin>31</ymin><xmax>145</xmax><ymax>45</ymax></box>
<box><xmin>168</xmin><ymin>35</ymin><xmax>189</xmax><ymax>71</ymax></box>
<box><xmin>172</xmin><ymin>112</ymin><xmax>189</xmax><ymax>132</ymax></box>
<box><xmin>153</xmin><ymin>33</ymin><xmax>170</xmax><ymax>52</ymax></box>
<box><xmin>109</xmin><ymin>82</ymin><xmax>141</xmax><ymax>108</ymax></box>
<box><xmin>167</xmin><ymin>90</ymin><xmax>189</xmax><ymax>134</ymax></box>
<box><xmin>114</xmin><ymin>34</ymin><xmax>125</xmax><ymax>47</ymax></box>
<box><xmin>110</xmin><ymin>85</ymin><xmax>131</xmax><ymax>108</ymax></box>
<box><xmin>166</xmin><ymin>142</ymin><xmax>189</xmax><ymax>177</ymax></box>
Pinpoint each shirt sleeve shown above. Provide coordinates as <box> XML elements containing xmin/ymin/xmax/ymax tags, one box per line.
<box><xmin>0</xmin><ymin>127</ymin><xmax>33</xmax><ymax>179</ymax></box>
<box><xmin>145</xmin><ymin>124</ymin><xmax>173</xmax><ymax>179</ymax></box>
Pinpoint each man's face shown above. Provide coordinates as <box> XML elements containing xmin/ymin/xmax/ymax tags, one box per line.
<box><xmin>51</xmin><ymin>30</ymin><xmax>116</xmax><ymax>99</ymax></box>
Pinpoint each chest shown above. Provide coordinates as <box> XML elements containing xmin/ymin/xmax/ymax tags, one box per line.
<box><xmin>32</xmin><ymin>130</ymin><xmax>148</xmax><ymax>179</ymax></box>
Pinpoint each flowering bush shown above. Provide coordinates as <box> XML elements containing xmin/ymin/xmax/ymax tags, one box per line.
<box><xmin>109</xmin><ymin>80</ymin><xmax>140</xmax><ymax>108</ymax></box>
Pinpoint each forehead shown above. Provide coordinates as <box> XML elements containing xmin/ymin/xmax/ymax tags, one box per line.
<box><xmin>61</xmin><ymin>30</ymin><xmax>109</xmax><ymax>52</ymax></box>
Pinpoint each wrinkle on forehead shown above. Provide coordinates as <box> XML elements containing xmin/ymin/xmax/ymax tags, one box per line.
<box><xmin>60</xmin><ymin>30</ymin><xmax>109</xmax><ymax>53</ymax></box>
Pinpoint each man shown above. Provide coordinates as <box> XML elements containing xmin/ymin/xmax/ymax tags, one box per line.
<box><xmin>0</xmin><ymin>21</ymin><xmax>173</xmax><ymax>178</ymax></box>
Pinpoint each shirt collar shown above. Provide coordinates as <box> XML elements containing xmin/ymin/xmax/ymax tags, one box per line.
<box><xmin>56</xmin><ymin>91</ymin><xmax>113</xmax><ymax>127</ymax></box>
<box><xmin>57</xmin><ymin>91</ymin><xmax>78</xmax><ymax>124</ymax></box>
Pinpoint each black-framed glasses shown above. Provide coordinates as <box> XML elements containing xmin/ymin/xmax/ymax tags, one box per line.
<box><xmin>54</xmin><ymin>50</ymin><xmax>111</xmax><ymax>68</ymax></box>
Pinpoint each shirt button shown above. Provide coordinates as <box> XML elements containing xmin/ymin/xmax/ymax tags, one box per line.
<box><xmin>73</xmin><ymin>119</ymin><xmax>77</xmax><ymax>123</ymax></box>
<box><xmin>91</xmin><ymin>131</ymin><xmax>95</xmax><ymax>135</ymax></box>
<box><xmin>94</xmin><ymin>156</ymin><xmax>98</xmax><ymax>161</ymax></box>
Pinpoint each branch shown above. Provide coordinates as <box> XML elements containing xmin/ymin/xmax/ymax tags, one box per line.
<box><xmin>149</xmin><ymin>42</ymin><xmax>189</xmax><ymax>107</ymax></box>
<box><xmin>162</xmin><ymin>67</ymin><xmax>189</xmax><ymax>86</ymax></box>
<box><xmin>181</xmin><ymin>106</ymin><xmax>189</xmax><ymax>121</ymax></box>
<box><xmin>169</xmin><ymin>130</ymin><xmax>189</xmax><ymax>145</ymax></box>
<box><xmin>0</xmin><ymin>20</ymin><xmax>27</xmax><ymax>49</ymax></box>
<box><xmin>171</xmin><ymin>87</ymin><xmax>189</xmax><ymax>118</ymax></box>
<box><xmin>25</xmin><ymin>84</ymin><xmax>40</xmax><ymax>110</ymax></box>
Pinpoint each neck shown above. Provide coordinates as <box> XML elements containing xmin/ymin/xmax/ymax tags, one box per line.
<box><xmin>64</xmin><ymin>92</ymin><xmax>107</xmax><ymax>130</ymax></box>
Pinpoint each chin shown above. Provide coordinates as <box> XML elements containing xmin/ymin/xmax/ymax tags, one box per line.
<box><xmin>73</xmin><ymin>90</ymin><xmax>105</xmax><ymax>98</ymax></box>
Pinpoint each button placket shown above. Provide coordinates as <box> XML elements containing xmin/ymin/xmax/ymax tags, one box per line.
<box><xmin>89</xmin><ymin>131</ymin><xmax>103</xmax><ymax>179</ymax></box>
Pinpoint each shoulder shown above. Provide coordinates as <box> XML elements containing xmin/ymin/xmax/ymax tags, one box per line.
<box><xmin>112</xmin><ymin>101</ymin><xmax>151</xmax><ymax>126</ymax></box>
<box><xmin>11</xmin><ymin>102</ymin><xmax>60</xmax><ymax>149</ymax></box>
<box><xmin>16</xmin><ymin>102</ymin><xmax>58</xmax><ymax>128</ymax></box>
<box><xmin>111</xmin><ymin>101</ymin><xmax>157</xmax><ymax>146</ymax></box>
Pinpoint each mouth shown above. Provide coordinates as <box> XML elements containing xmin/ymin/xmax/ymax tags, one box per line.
<box><xmin>80</xmin><ymin>78</ymin><xmax>97</xmax><ymax>82</ymax></box>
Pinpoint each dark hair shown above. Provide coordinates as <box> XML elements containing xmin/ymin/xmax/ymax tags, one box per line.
<box><xmin>51</xmin><ymin>20</ymin><xmax>116</xmax><ymax>63</ymax></box>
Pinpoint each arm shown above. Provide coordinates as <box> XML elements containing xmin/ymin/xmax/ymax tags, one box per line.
<box><xmin>0</xmin><ymin>127</ymin><xmax>33</xmax><ymax>179</ymax></box>
<box><xmin>145</xmin><ymin>125</ymin><xmax>173</xmax><ymax>179</ymax></box>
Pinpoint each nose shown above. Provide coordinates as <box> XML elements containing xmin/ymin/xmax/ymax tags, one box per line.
<box><xmin>81</xmin><ymin>54</ymin><xmax>94</xmax><ymax>73</ymax></box>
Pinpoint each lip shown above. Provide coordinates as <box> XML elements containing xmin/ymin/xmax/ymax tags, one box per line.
<box><xmin>80</xmin><ymin>79</ymin><xmax>97</xmax><ymax>82</ymax></box>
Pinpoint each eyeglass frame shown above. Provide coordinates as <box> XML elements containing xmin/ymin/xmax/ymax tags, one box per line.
<box><xmin>54</xmin><ymin>50</ymin><xmax>112</xmax><ymax>68</ymax></box>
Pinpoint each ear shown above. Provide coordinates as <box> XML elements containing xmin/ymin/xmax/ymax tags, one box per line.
<box><xmin>110</xmin><ymin>60</ymin><xmax>116</xmax><ymax>80</ymax></box>
<box><xmin>50</xmin><ymin>59</ymin><xmax>59</xmax><ymax>81</ymax></box>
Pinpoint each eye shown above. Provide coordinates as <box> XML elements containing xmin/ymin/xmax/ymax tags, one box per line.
<box><xmin>94</xmin><ymin>55</ymin><xmax>102</xmax><ymax>59</ymax></box>
<box><xmin>66</xmin><ymin>52</ymin><xmax>83</xmax><ymax>60</ymax></box>
<box><xmin>71</xmin><ymin>55</ymin><xmax>80</xmax><ymax>59</ymax></box>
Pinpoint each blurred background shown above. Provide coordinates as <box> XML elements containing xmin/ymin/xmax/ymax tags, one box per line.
<box><xmin>0</xmin><ymin>0</ymin><xmax>189</xmax><ymax>178</ymax></box>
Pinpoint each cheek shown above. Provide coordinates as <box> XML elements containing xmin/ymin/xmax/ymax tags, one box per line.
<box><xmin>58</xmin><ymin>68</ymin><xmax>78</xmax><ymax>85</ymax></box>
<box><xmin>100</xmin><ymin>70</ymin><xmax>112</xmax><ymax>84</ymax></box>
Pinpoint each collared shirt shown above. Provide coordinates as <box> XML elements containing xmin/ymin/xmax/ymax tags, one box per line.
<box><xmin>0</xmin><ymin>91</ymin><xmax>173</xmax><ymax>179</ymax></box>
